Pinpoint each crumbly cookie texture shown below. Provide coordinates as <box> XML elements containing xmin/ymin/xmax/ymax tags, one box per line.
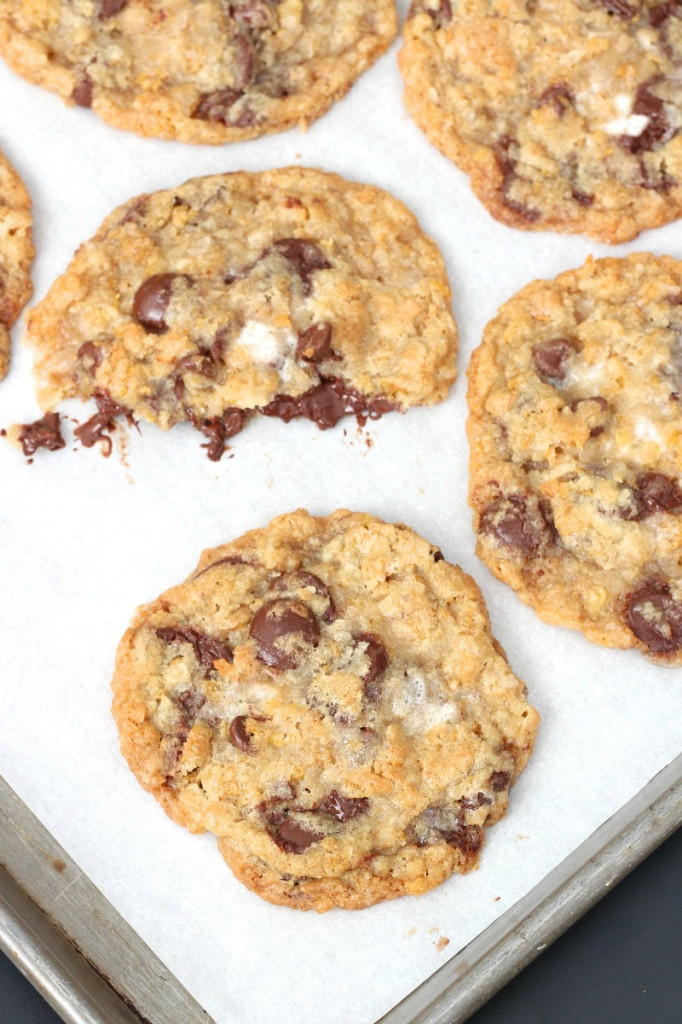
<box><xmin>468</xmin><ymin>253</ymin><xmax>682</xmax><ymax>665</ymax></box>
<box><xmin>0</xmin><ymin>1</ymin><xmax>397</xmax><ymax>144</ymax></box>
<box><xmin>0</xmin><ymin>148</ymin><xmax>33</xmax><ymax>380</ymax></box>
<box><xmin>399</xmin><ymin>0</ymin><xmax>682</xmax><ymax>243</ymax></box>
<box><xmin>25</xmin><ymin>167</ymin><xmax>457</xmax><ymax>459</ymax></box>
<box><xmin>112</xmin><ymin>509</ymin><xmax>538</xmax><ymax>912</ymax></box>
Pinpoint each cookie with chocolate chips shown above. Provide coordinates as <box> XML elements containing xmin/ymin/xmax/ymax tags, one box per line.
<box><xmin>24</xmin><ymin>167</ymin><xmax>457</xmax><ymax>459</ymax></box>
<box><xmin>111</xmin><ymin>510</ymin><xmax>538</xmax><ymax>912</ymax></box>
<box><xmin>399</xmin><ymin>0</ymin><xmax>682</xmax><ymax>243</ymax></box>
<box><xmin>0</xmin><ymin>1</ymin><xmax>397</xmax><ymax>143</ymax></box>
<box><xmin>0</xmin><ymin>147</ymin><xmax>33</xmax><ymax>380</ymax></box>
<box><xmin>467</xmin><ymin>253</ymin><xmax>682</xmax><ymax>665</ymax></box>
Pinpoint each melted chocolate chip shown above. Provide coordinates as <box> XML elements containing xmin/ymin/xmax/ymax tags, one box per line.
<box><xmin>270</xmin><ymin>571</ymin><xmax>337</xmax><ymax>623</ymax></box>
<box><xmin>77</xmin><ymin>342</ymin><xmax>103</xmax><ymax>375</ymax></box>
<box><xmin>296</xmin><ymin>322</ymin><xmax>338</xmax><ymax>362</ymax></box>
<box><xmin>650</xmin><ymin>0</ymin><xmax>682</xmax><ymax>26</ymax></box>
<box><xmin>156</xmin><ymin>626</ymin><xmax>233</xmax><ymax>674</ymax></box>
<box><xmin>533</xmin><ymin>337</ymin><xmax>574</xmax><ymax>380</ymax></box>
<box><xmin>18</xmin><ymin>413</ymin><xmax>65</xmax><ymax>456</ymax></box>
<box><xmin>355</xmin><ymin>633</ymin><xmax>388</xmax><ymax>702</ymax></box>
<box><xmin>479</xmin><ymin>494</ymin><xmax>554</xmax><ymax>557</ymax></box>
<box><xmin>432</xmin><ymin>549</ymin><xmax>445</xmax><ymax>562</ymax></box>
<box><xmin>633</xmin><ymin>472</ymin><xmax>682</xmax><ymax>518</ymax></box>
<box><xmin>74</xmin><ymin>389</ymin><xmax>133</xmax><ymax>456</ymax></box>
<box><xmin>315</xmin><ymin>791</ymin><xmax>370</xmax><ymax>822</ymax></box>
<box><xmin>133</xmin><ymin>273</ymin><xmax>184</xmax><ymax>335</ymax></box>
<box><xmin>72</xmin><ymin>74</ymin><xmax>93</xmax><ymax>108</ymax></box>
<box><xmin>260</xmin><ymin>377</ymin><xmax>395</xmax><ymax>430</ymax></box>
<box><xmin>177</xmin><ymin>689</ymin><xmax>207</xmax><ymax>720</ymax></box>
<box><xmin>190</xmin><ymin>408</ymin><xmax>247</xmax><ymax>461</ymax></box>
<box><xmin>228</xmin><ymin>715</ymin><xmax>253</xmax><ymax>752</ymax></box>
<box><xmin>440</xmin><ymin>822</ymin><xmax>484</xmax><ymax>855</ymax></box>
<box><xmin>192</xmin><ymin>88</ymin><xmax>242</xmax><ymax>124</ymax></box>
<box><xmin>249</xmin><ymin>599</ymin><xmax>320</xmax><ymax>670</ymax></box>
<box><xmin>624</xmin><ymin>579</ymin><xmax>682</xmax><ymax>653</ymax></box>
<box><xmin>538</xmin><ymin>83</ymin><xmax>574</xmax><ymax>117</ymax></box>
<box><xmin>620</xmin><ymin>82</ymin><xmax>673</xmax><ymax>154</ymax></box>
<box><xmin>490</xmin><ymin>770</ymin><xmax>511</xmax><ymax>792</ymax></box>
<box><xmin>269</xmin><ymin>238</ymin><xmax>331</xmax><ymax>296</ymax></box>
<box><xmin>495</xmin><ymin>136</ymin><xmax>542</xmax><ymax>223</ymax></box>
<box><xmin>572</xmin><ymin>188</ymin><xmax>594</xmax><ymax>207</ymax></box>
<box><xmin>459</xmin><ymin>792</ymin><xmax>492</xmax><ymax>811</ymax></box>
<box><xmin>267</xmin><ymin>814</ymin><xmax>324</xmax><ymax>853</ymax></box>
<box><xmin>99</xmin><ymin>0</ymin><xmax>128</xmax><ymax>16</ymax></box>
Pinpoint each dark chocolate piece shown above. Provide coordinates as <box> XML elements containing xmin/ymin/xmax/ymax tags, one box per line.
<box><xmin>479</xmin><ymin>493</ymin><xmax>554</xmax><ymax>556</ymax></box>
<box><xmin>156</xmin><ymin>626</ymin><xmax>233</xmax><ymax>674</ymax></box>
<box><xmin>77</xmin><ymin>341</ymin><xmax>103</xmax><ymax>375</ymax></box>
<box><xmin>260</xmin><ymin>377</ymin><xmax>395</xmax><ymax>430</ymax></box>
<box><xmin>624</xmin><ymin>579</ymin><xmax>682</xmax><ymax>653</ymax></box>
<box><xmin>229</xmin><ymin>716</ymin><xmax>253</xmax><ymax>752</ymax></box>
<box><xmin>620</xmin><ymin>81</ymin><xmax>673</xmax><ymax>154</ymax></box>
<box><xmin>315</xmin><ymin>791</ymin><xmax>370</xmax><ymax>822</ymax></box>
<box><xmin>192</xmin><ymin>88</ymin><xmax>242</xmax><ymax>124</ymax></box>
<box><xmin>133</xmin><ymin>273</ymin><xmax>185</xmax><ymax>335</ymax></box>
<box><xmin>267</xmin><ymin>814</ymin><xmax>324</xmax><ymax>853</ymax></box>
<box><xmin>490</xmin><ymin>770</ymin><xmax>511</xmax><ymax>792</ymax></box>
<box><xmin>17</xmin><ymin>412</ymin><xmax>65</xmax><ymax>456</ymax></box>
<box><xmin>99</xmin><ymin>0</ymin><xmax>128</xmax><ymax>16</ymax></box>
<box><xmin>296</xmin><ymin>322</ymin><xmax>337</xmax><ymax>362</ymax></box>
<box><xmin>495</xmin><ymin>136</ymin><xmax>542</xmax><ymax>223</ymax></box>
<box><xmin>356</xmin><ymin>633</ymin><xmax>388</xmax><ymax>702</ymax></box>
<box><xmin>269</xmin><ymin>238</ymin><xmax>331</xmax><ymax>296</ymax></box>
<box><xmin>191</xmin><ymin>408</ymin><xmax>247</xmax><ymax>461</ymax></box>
<box><xmin>74</xmin><ymin>389</ymin><xmax>133</xmax><ymax>456</ymax></box>
<box><xmin>249</xmin><ymin>599</ymin><xmax>320</xmax><ymax>670</ymax></box>
<box><xmin>269</xmin><ymin>571</ymin><xmax>337</xmax><ymax>623</ymax></box>
<box><xmin>533</xmin><ymin>337</ymin><xmax>574</xmax><ymax>381</ymax></box>
<box><xmin>177</xmin><ymin>689</ymin><xmax>207</xmax><ymax>720</ymax></box>
<box><xmin>440</xmin><ymin>822</ymin><xmax>484</xmax><ymax>855</ymax></box>
<box><xmin>72</xmin><ymin>74</ymin><xmax>93</xmax><ymax>108</ymax></box>
<box><xmin>538</xmin><ymin>83</ymin><xmax>574</xmax><ymax>117</ymax></box>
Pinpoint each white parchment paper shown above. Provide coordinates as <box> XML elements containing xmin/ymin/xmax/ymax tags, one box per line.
<box><xmin>1</xmin><ymin>5</ymin><xmax>681</xmax><ymax>1022</ymax></box>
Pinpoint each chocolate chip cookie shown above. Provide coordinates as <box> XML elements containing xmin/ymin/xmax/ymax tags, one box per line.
<box><xmin>25</xmin><ymin>167</ymin><xmax>457</xmax><ymax>459</ymax></box>
<box><xmin>0</xmin><ymin>1</ymin><xmax>397</xmax><ymax>144</ymax></box>
<box><xmin>399</xmin><ymin>1</ymin><xmax>682</xmax><ymax>243</ymax></box>
<box><xmin>111</xmin><ymin>510</ymin><xmax>539</xmax><ymax>911</ymax></box>
<box><xmin>468</xmin><ymin>253</ymin><xmax>682</xmax><ymax>664</ymax></box>
<box><xmin>0</xmin><ymin>148</ymin><xmax>33</xmax><ymax>380</ymax></box>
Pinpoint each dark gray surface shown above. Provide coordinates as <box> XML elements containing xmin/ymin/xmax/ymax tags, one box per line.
<box><xmin>1</xmin><ymin>825</ymin><xmax>680</xmax><ymax>1024</ymax></box>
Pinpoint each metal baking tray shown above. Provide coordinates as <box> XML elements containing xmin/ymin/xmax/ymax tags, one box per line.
<box><xmin>2</xmin><ymin>755</ymin><xmax>680</xmax><ymax>1024</ymax></box>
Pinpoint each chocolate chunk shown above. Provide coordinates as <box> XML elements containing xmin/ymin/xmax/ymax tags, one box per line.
<box><xmin>620</xmin><ymin>82</ymin><xmax>673</xmax><ymax>154</ymax></box>
<box><xmin>315</xmin><ymin>791</ymin><xmax>370</xmax><ymax>822</ymax></box>
<box><xmin>270</xmin><ymin>238</ymin><xmax>331</xmax><ymax>296</ymax></box>
<box><xmin>650</xmin><ymin>0</ymin><xmax>682</xmax><ymax>27</ymax></box>
<box><xmin>479</xmin><ymin>493</ymin><xmax>554</xmax><ymax>557</ymax></box>
<box><xmin>533</xmin><ymin>337</ymin><xmax>574</xmax><ymax>380</ymax></box>
<box><xmin>459</xmin><ymin>792</ymin><xmax>492</xmax><ymax>811</ymax></box>
<box><xmin>228</xmin><ymin>716</ymin><xmax>253</xmax><ymax>752</ymax></box>
<box><xmin>99</xmin><ymin>0</ymin><xmax>128</xmax><ymax>16</ymax></box>
<box><xmin>268</xmin><ymin>814</ymin><xmax>324</xmax><ymax>853</ymax></box>
<box><xmin>233</xmin><ymin>33</ymin><xmax>255</xmax><ymax>91</ymax></box>
<box><xmin>260</xmin><ymin>377</ymin><xmax>395</xmax><ymax>430</ymax></box>
<box><xmin>270</xmin><ymin>571</ymin><xmax>337</xmax><ymax>623</ymax></box>
<box><xmin>177</xmin><ymin>689</ymin><xmax>207</xmax><ymax>720</ymax></box>
<box><xmin>356</xmin><ymin>633</ymin><xmax>388</xmax><ymax>702</ymax></box>
<box><xmin>156</xmin><ymin>626</ymin><xmax>233</xmax><ymax>674</ymax></box>
<box><xmin>190</xmin><ymin>408</ymin><xmax>247</xmax><ymax>461</ymax></box>
<box><xmin>594</xmin><ymin>0</ymin><xmax>638</xmax><ymax>16</ymax></box>
<box><xmin>538</xmin><ymin>83</ymin><xmax>573</xmax><ymax>117</ymax></box>
<box><xmin>72</xmin><ymin>75</ymin><xmax>93</xmax><ymax>108</ymax></box>
<box><xmin>409</xmin><ymin>0</ymin><xmax>452</xmax><ymax>25</ymax></box>
<box><xmin>572</xmin><ymin>188</ymin><xmax>594</xmax><ymax>207</ymax></box>
<box><xmin>250</xmin><ymin>599</ymin><xmax>320</xmax><ymax>670</ymax></box>
<box><xmin>74</xmin><ymin>389</ymin><xmax>133</xmax><ymax>456</ymax></box>
<box><xmin>624</xmin><ymin>579</ymin><xmax>682</xmax><ymax>653</ymax></box>
<box><xmin>296</xmin><ymin>322</ymin><xmax>337</xmax><ymax>362</ymax></box>
<box><xmin>633</xmin><ymin>472</ymin><xmax>682</xmax><ymax>518</ymax></box>
<box><xmin>490</xmin><ymin>770</ymin><xmax>511</xmax><ymax>792</ymax></box>
<box><xmin>432</xmin><ymin>549</ymin><xmax>445</xmax><ymax>562</ymax></box>
<box><xmin>17</xmin><ymin>413</ymin><xmax>65</xmax><ymax>456</ymax></box>
<box><xmin>192</xmin><ymin>88</ymin><xmax>242</xmax><ymax>124</ymax></box>
<box><xmin>132</xmin><ymin>273</ymin><xmax>184</xmax><ymax>335</ymax></box>
<box><xmin>495</xmin><ymin>136</ymin><xmax>542</xmax><ymax>223</ymax></box>
<box><xmin>440</xmin><ymin>822</ymin><xmax>484</xmax><ymax>855</ymax></box>
<box><xmin>77</xmin><ymin>342</ymin><xmax>103</xmax><ymax>374</ymax></box>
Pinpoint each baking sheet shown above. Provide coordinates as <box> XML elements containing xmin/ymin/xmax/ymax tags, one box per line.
<box><xmin>1</xmin><ymin>4</ymin><xmax>681</xmax><ymax>1023</ymax></box>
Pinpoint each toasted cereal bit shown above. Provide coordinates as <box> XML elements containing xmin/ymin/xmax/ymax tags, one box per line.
<box><xmin>468</xmin><ymin>253</ymin><xmax>682</xmax><ymax>665</ymax></box>
<box><xmin>112</xmin><ymin>510</ymin><xmax>538</xmax><ymax>911</ymax></box>
<box><xmin>25</xmin><ymin>168</ymin><xmax>457</xmax><ymax>459</ymax></box>
<box><xmin>0</xmin><ymin>1</ymin><xmax>397</xmax><ymax>143</ymax></box>
<box><xmin>400</xmin><ymin>1</ymin><xmax>682</xmax><ymax>242</ymax></box>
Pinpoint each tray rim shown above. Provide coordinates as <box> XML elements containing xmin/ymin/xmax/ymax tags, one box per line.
<box><xmin>2</xmin><ymin>753</ymin><xmax>680</xmax><ymax>1024</ymax></box>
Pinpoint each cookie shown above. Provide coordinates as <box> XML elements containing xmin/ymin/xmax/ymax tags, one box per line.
<box><xmin>467</xmin><ymin>253</ymin><xmax>682</xmax><ymax>665</ymax></box>
<box><xmin>25</xmin><ymin>167</ymin><xmax>457</xmax><ymax>459</ymax></box>
<box><xmin>111</xmin><ymin>509</ymin><xmax>538</xmax><ymax>912</ymax></box>
<box><xmin>0</xmin><ymin>1</ymin><xmax>397</xmax><ymax>144</ymax></box>
<box><xmin>0</xmin><ymin>148</ymin><xmax>33</xmax><ymax>380</ymax></box>
<box><xmin>399</xmin><ymin>1</ymin><xmax>682</xmax><ymax>243</ymax></box>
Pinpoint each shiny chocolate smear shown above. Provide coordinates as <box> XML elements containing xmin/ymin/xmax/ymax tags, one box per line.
<box><xmin>156</xmin><ymin>626</ymin><xmax>233</xmax><ymax>674</ymax></box>
<box><xmin>18</xmin><ymin>412</ymin><xmax>65</xmax><ymax>456</ymax></box>
<box><xmin>74</xmin><ymin>389</ymin><xmax>133</xmax><ymax>456</ymax></box>
<box><xmin>228</xmin><ymin>715</ymin><xmax>253</xmax><ymax>752</ymax></box>
<box><xmin>315</xmin><ymin>791</ymin><xmax>370</xmax><ymax>822</ymax></box>
<box><xmin>296</xmin><ymin>322</ymin><xmax>337</xmax><ymax>362</ymax></box>
<box><xmin>190</xmin><ymin>408</ymin><xmax>247</xmax><ymax>461</ymax></box>
<box><xmin>133</xmin><ymin>273</ymin><xmax>183</xmax><ymax>335</ymax></box>
<box><xmin>533</xmin><ymin>337</ymin><xmax>574</xmax><ymax>381</ymax></box>
<box><xmin>260</xmin><ymin>377</ymin><xmax>395</xmax><ymax>430</ymax></box>
<box><xmin>268</xmin><ymin>814</ymin><xmax>324</xmax><ymax>853</ymax></box>
<box><xmin>479</xmin><ymin>493</ymin><xmax>554</xmax><ymax>556</ymax></box>
<box><xmin>249</xmin><ymin>599</ymin><xmax>320</xmax><ymax>670</ymax></box>
<box><xmin>77</xmin><ymin>341</ymin><xmax>103</xmax><ymax>375</ymax></box>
